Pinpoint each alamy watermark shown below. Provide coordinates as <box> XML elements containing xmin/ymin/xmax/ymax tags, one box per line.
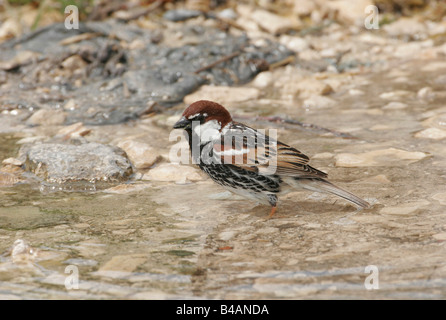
<box><xmin>64</xmin><ymin>5</ymin><xmax>79</xmax><ymax>30</ymax></box>
<box><xmin>364</xmin><ymin>5</ymin><xmax>379</xmax><ymax>30</ymax></box>
<box><xmin>65</xmin><ymin>265</ymin><xmax>79</xmax><ymax>290</ymax></box>
<box><xmin>364</xmin><ymin>265</ymin><xmax>379</xmax><ymax>290</ymax></box>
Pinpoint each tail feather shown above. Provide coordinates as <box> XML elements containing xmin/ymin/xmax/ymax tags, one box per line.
<box><xmin>287</xmin><ymin>178</ymin><xmax>370</xmax><ymax>209</ymax></box>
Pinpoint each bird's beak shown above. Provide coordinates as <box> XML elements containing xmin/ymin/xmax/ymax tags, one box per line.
<box><xmin>173</xmin><ymin>116</ymin><xmax>191</xmax><ymax>129</ymax></box>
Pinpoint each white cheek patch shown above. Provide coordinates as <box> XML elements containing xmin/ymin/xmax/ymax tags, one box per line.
<box><xmin>194</xmin><ymin>119</ymin><xmax>221</xmax><ymax>142</ymax></box>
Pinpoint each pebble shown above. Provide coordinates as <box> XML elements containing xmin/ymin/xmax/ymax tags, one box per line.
<box><xmin>10</xmin><ymin>239</ymin><xmax>37</xmax><ymax>263</ymax></box>
<box><xmin>55</xmin><ymin>122</ymin><xmax>91</xmax><ymax>139</ymax></box>
<box><xmin>61</xmin><ymin>55</ymin><xmax>87</xmax><ymax>71</ymax></box>
<box><xmin>417</xmin><ymin>87</ymin><xmax>435</xmax><ymax>100</ymax></box>
<box><xmin>335</xmin><ymin>148</ymin><xmax>429</xmax><ymax>167</ymax></box>
<box><xmin>218</xmin><ymin>231</ymin><xmax>236</xmax><ymax>241</ymax></box>
<box><xmin>117</xmin><ymin>140</ymin><xmax>161</xmax><ymax>169</ymax></box>
<box><xmin>292</xmin><ymin>78</ymin><xmax>334</xmax><ymax>99</ymax></box>
<box><xmin>217</xmin><ymin>8</ymin><xmax>237</xmax><ymax>20</ymax></box>
<box><xmin>279</xmin><ymin>35</ymin><xmax>309</xmax><ymax>52</ymax></box>
<box><xmin>26</xmin><ymin>109</ymin><xmax>67</xmax><ymax>126</ymax></box>
<box><xmin>415</xmin><ymin>128</ymin><xmax>446</xmax><ymax>140</ymax></box>
<box><xmin>312</xmin><ymin>152</ymin><xmax>333</xmax><ymax>159</ymax></box>
<box><xmin>249</xmin><ymin>8</ymin><xmax>301</xmax><ymax>35</ymax></box>
<box><xmin>183</xmin><ymin>85</ymin><xmax>260</xmax><ymax>105</ymax></box>
<box><xmin>63</xmin><ymin>99</ymin><xmax>78</xmax><ymax>111</ymax></box>
<box><xmin>2</xmin><ymin>157</ymin><xmax>23</xmax><ymax>166</ymax></box>
<box><xmin>348</xmin><ymin>89</ymin><xmax>364</xmax><ymax>96</ymax></box>
<box><xmin>432</xmin><ymin>233</ymin><xmax>446</xmax><ymax>241</ymax></box>
<box><xmin>380</xmin><ymin>200</ymin><xmax>430</xmax><ymax>215</ymax></box>
<box><xmin>303</xmin><ymin>95</ymin><xmax>336</xmax><ymax>109</ymax></box>
<box><xmin>379</xmin><ymin>90</ymin><xmax>412</xmax><ymax>100</ymax></box>
<box><xmin>383</xmin><ymin>102</ymin><xmax>408</xmax><ymax>110</ymax></box>
<box><xmin>432</xmin><ymin>192</ymin><xmax>446</xmax><ymax>205</ymax></box>
<box><xmin>144</xmin><ymin>163</ymin><xmax>203</xmax><ymax>183</ymax></box>
<box><xmin>251</xmin><ymin>71</ymin><xmax>273</xmax><ymax>88</ymax></box>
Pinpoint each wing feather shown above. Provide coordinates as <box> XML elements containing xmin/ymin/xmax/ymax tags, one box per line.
<box><xmin>211</xmin><ymin>122</ymin><xmax>327</xmax><ymax>178</ymax></box>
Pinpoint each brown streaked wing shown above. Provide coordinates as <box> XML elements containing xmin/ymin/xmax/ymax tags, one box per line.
<box><xmin>213</xmin><ymin>122</ymin><xmax>327</xmax><ymax>178</ymax></box>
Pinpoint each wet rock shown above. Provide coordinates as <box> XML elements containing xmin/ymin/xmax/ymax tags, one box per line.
<box><xmin>348</xmin><ymin>89</ymin><xmax>364</xmax><ymax>96</ymax></box>
<box><xmin>335</xmin><ymin>148</ymin><xmax>429</xmax><ymax>167</ymax></box>
<box><xmin>0</xmin><ymin>22</ymin><xmax>293</xmax><ymax>125</ymax></box>
<box><xmin>303</xmin><ymin>95</ymin><xmax>336</xmax><ymax>109</ymax></box>
<box><xmin>379</xmin><ymin>90</ymin><xmax>413</xmax><ymax>100</ymax></box>
<box><xmin>144</xmin><ymin>163</ymin><xmax>203</xmax><ymax>183</ymax></box>
<box><xmin>9</xmin><ymin>239</ymin><xmax>37</xmax><ymax>264</ymax></box>
<box><xmin>432</xmin><ymin>192</ymin><xmax>446</xmax><ymax>205</ymax></box>
<box><xmin>218</xmin><ymin>231</ymin><xmax>236</xmax><ymax>241</ymax></box>
<box><xmin>415</xmin><ymin>128</ymin><xmax>446</xmax><ymax>140</ymax></box>
<box><xmin>383</xmin><ymin>101</ymin><xmax>408</xmax><ymax>110</ymax></box>
<box><xmin>2</xmin><ymin>157</ymin><xmax>23</xmax><ymax>166</ymax></box>
<box><xmin>98</xmin><ymin>254</ymin><xmax>147</xmax><ymax>272</ymax></box>
<box><xmin>55</xmin><ymin>122</ymin><xmax>91</xmax><ymax>139</ymax></box>
<box><xmin>422</xmin><ymin>113</ymin><xmax>446</xmax><ymax>130</ymax></box>
<box><xmin>117</xmin><ymin>140</ymin><xmax>161</xmax><ymax>169</ymax></box>
<box><xmin>26</xmin><ymin>109</ymin><xmax>67</xmax><ymax>126</ymax></box>
<box><xmin>292</xmin><ymin>78</ymin><xmax>334</xmax><ymax>99</ymax></box>
<box><xmin>380</xmin><ymin>200</ymin><xmax>430</xmax><ymax>215</ymax></box>
<box><xmin>417</xmin><ymin>87</ymin><xmax>435</xmax><ymax>100</ymax></box>
<box><xmin>23</xmin><ymin>142</ymin><xmax>133</xmax><ymax>184</ymax></box>
<box><xmin>60</xmin><ymin>55</ymin><xmax>88</xmax><ymax>72</ymax></box>
<box><xmin>432</xmin><ymin>233</ymin><xmax>446</xmax><ymax>241</ymax></box>
<box><xmin>0</xmin><ymin>171</ymin><xmax>21</xmax><ymax>187</ymax></box>
<box><xmin>184</xmin><ymin>85</ymin><xmax>260</xmax><ymax>105</ymax></box>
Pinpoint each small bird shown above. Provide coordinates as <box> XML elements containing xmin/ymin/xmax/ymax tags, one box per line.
<box><xmin>173</xmin><ymin>100</ymin><xmax>370</xmax><ymax>218</ymax></box>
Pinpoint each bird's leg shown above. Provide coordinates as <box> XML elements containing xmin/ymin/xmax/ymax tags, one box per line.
<box><xmin>267</xmin><ymin>206</ymin><xmax>277</xmax><ymax>219</ymax></box>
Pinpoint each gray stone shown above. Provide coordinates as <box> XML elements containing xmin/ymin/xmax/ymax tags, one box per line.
<box><xmin>23</xmin><ymin>142</ymin><xmax>133</xmax><ymax>184</ymax></box>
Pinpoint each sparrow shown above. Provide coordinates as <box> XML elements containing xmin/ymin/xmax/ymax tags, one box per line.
<box><xmin>173</xmin><ymin>100</ymin><xmax>370</xmax><ymax>218</ymax></box>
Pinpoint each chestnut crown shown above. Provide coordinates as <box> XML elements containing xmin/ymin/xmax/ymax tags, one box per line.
<box><xmin>173</xmin><ymin>100</ymin><xmax>233</xmax><ymax>130</ymax></box>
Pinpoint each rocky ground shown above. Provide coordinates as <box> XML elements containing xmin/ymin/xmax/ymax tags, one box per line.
<box><xmin>0</xmin><ymin>0</ymin><xmax>446</xmax><ymax>299</ymax></box>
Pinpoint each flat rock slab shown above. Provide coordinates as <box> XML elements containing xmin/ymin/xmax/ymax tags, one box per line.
<box><xmin>0</xmin><ymin>21</ymin><xmax>293</xmax><ymax>125</ymax></box>
<box><xmin>23</xmin><ymin>142</ymin><xmax>133</xmax><ymax>185</ymax></box>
